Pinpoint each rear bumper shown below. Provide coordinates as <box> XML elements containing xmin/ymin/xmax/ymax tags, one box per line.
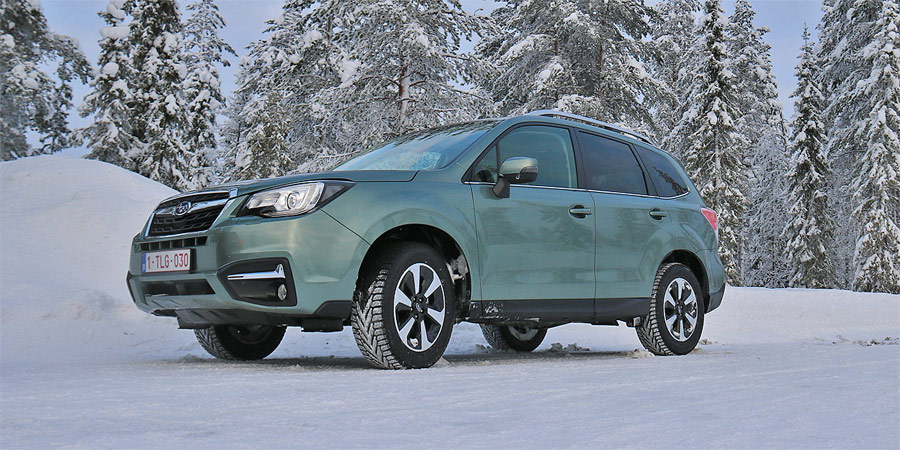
<box><xmin>707</xmin><ymin>284</ymin><xmax>725</xmax><ymax>313</ymax></box>
<box><xmin>696</xmin><ymin>248</ymin><xmax>726</xmax><ymax>312</ymax></box>
<box><xmin>127</xmin><ymin>209</ymin><xmax>368</xmax><ymax>327</ymax></box>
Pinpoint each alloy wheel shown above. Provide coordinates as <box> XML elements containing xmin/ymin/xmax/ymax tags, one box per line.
<box><xmin>507</xmin><ymin>326</ymin><xmax>539</xmax><ymax>341</ymax></box>
<box><xmin>663</xmin><ymin>277</ymin><xmax>698</xmax><ymax>342</ymax></box>
<box><xmin>393</xmin><ymin>262</ymin><xmax>447</xmax><ymax>352</ymax></box>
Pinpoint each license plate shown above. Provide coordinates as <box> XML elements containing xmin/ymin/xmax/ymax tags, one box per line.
<box><xmin>142</xmin><ymin>249</ymin><xmax>191</xmax><ymax>273</ymax></box>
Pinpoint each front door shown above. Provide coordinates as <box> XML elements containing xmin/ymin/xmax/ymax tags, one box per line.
<box><xmin>470</xmin><ymin>125</ymin><xmax>596</xmax><ymax>304</ymax></box>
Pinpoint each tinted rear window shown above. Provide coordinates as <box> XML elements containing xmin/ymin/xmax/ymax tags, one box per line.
<box><xmin>576</xmin><ymin>131</ymin><xmax>647</xmax><ymax>195</ymax></box>
<box><xmin>635</xmin><ymin>146</ymin><xmax>689</xmax><ymax>197</ymax></box>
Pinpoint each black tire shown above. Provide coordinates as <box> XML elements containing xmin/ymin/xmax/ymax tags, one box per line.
<box><xmin>636</xmin><ymin>263</ymin><xmax>705</xmax><ymax>355</ymax></box>
<box><xmin>194</xmin><ymin>325</ymin><xmax>286</xmax><ymax>360</ymax></box>
<box><xmin>351</xmin><ymin>242</ymin><xmax>456</xmax><ymax>369</ymax></box>
<box><xmin>480</xmin><ymin>324</ymin><xmax>547</xmax><ymax>352</ymax></box>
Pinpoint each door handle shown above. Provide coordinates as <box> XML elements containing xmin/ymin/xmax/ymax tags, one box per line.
<box><xmin>649</xmin><ymin>208</ymin><xmax>668</xmax><ymax>219</ymax></box>
<box><xmin>569</xmin><ymin>205</ymin><xmax>593</xmax><ymax>218</ymax></box>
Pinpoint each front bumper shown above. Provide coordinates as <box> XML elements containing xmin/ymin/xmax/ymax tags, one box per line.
<box><xmin>127</xmin><ymin>207</ymin><xmax>368</xmax><ymax>327</ymax></box>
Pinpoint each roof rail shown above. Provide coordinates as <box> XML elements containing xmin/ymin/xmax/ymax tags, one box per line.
<box><xmin>525</xmin><ymin>109</ymin><xmax>656</xmax><ymax>146</ymax></box>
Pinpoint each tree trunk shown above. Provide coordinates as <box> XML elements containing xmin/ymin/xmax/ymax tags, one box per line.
<box><xmin>398</xmin><ymin>63</ymin><xmax>410</xmax><ymax>132</ymax></box>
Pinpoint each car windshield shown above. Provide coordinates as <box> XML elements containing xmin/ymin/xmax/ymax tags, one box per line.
<box><xmin>334</xmin><ymin>121</ymin><xmax>498</xmax><ymax>171</ymax></box>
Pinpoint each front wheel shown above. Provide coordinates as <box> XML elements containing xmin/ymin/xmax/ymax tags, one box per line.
<box><xmin>351</xmin><ymin>242</ymin><xmax>456</xmax><ymax>369</ymax></box>
<box><xmin>636</xmin><ymin>263</ymin><xmax>705</xmax><ymax>355</ymax></box>
<box><xmin>480</xmin><ymin>325</ymin><xmax>547</xmax><ymax>352</ymax></box>
<box><xmin>194</xmin><ymin>325</ymin><xmax>286</xmax><ymax>360</ymax></box>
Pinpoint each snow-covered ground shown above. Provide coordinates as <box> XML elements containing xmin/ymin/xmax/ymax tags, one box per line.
<box><xmin>2</xmin><ymin>156</ymin><xmax>898</xmax><ymax>448</ymax></box>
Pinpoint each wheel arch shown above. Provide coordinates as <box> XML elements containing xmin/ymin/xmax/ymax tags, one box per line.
<box><xmin>660</xmin><ymin>250</ymin><xmax>710</xmax><ymax>310</ymax></box>
<box><xmin>358</xmin><ymin>224</ymin><xmax>472</xmax><ymax>316</ymax></box>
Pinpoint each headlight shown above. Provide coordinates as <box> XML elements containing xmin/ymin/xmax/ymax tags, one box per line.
<box><xmin>244</xmin><ymin>181</ymin><xmax>353</xmax><ymax>217</ymax></box>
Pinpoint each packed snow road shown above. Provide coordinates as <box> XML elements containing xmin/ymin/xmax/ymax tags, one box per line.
<box><xmin>2</xmin><ymin>291</ymin><xmax>898</xmax><ymax>449</ymax></box>
<box><xmin>1</xmin><ymin>330</ymin><xmax>898</xmax><ymax>448</ymax></box>
<box><xmin>2</xmin><ymin>156</ymin><xmax>899</xmax><ymax>448</ymax></box>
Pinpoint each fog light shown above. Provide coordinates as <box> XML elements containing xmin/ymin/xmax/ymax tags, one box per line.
<box><xmin>264</xmin><ymin>282</ymin><xmax>289</xmax><ymax>302</ymax></box>
<box><xmin>219</xmin><ymin>259</ymin><xmax>295</xmax><ymax>305</ymax></box>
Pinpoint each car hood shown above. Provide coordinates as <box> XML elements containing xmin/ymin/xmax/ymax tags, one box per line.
<box><xmin>173</xmin><ymin>170</ymin><xmax>418</xmax><ymax>199</ymax></box>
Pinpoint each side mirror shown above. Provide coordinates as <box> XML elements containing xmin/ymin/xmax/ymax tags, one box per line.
<box><xmin>493</xmin><ymin>157</ymin><xmax>538</xmax><ymax>198</ymax></box>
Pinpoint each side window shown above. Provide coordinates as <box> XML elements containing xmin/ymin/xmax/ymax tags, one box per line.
<box><xmin>576</xmin><ymin>131</ymin><xmax>647</xmax><ymax>195</ymax></box>
<box><xmin>496</xmin><ymin>125</ymin><xmax>577</xmax><ymax>188</ymax></box>
<box><xmin>471</xmin><ymin>146</ymin><xmax>498</xmax><ymax>183</ymax></box>
<box><xmin>635</xmin><ymin>146</ymin><xmax>689</xmax><ymax>197</ymax></box>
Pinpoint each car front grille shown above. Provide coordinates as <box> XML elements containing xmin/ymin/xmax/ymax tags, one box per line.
<box><xmin>138</xmin><ymin>236</ymin><xmax>207</xmax><ymax>252</ymax></box>
<box><xmin>147</xmin><ymin>192</ymin><xmax>230</xmax><ymax>237</ymax></box>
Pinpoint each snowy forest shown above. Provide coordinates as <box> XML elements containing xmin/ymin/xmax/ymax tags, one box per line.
<box><xmin>1</xmin><ymin>0</ymin><xmax>898</xmax><ymax>294</ymax></box>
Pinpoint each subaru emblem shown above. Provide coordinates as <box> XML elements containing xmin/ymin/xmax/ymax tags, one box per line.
<box><xmin>174</xmin><ymin>201</ymin><xmax>192</xmax><ymax>216</ymax></box>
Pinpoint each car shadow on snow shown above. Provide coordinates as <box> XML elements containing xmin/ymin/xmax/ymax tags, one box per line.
<box><xmin>443</xmin><ymin>347</ymin><xmax>663</xmax><ymax>366</ymax></box>
<box><xmin>158</xmin><ymin>347</ymin><xmax>664</xmax><ymax>371</ymax></box>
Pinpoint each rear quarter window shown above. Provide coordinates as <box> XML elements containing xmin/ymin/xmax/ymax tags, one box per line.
<box><xmin>635</xmin><ymin>146</ymin><xmax>689</xmax><ymax>197</ymax></box>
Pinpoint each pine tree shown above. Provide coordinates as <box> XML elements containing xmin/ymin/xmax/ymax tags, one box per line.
<box><xmin>258</xmin><ymin>0</ymin><xmax>341</xmax><ymax>171</ymax></box>
<box><xmin>318</xmin><ymin>0</ymin><xmax>494</xmax><ymax>150</ymax></box>
<box><xmin>223</xmin><ymin>0</ymin><xmax>336</xmax><ymax>179</ymax></box>
<box><xmin>1</xmin><ymin>0</ymin><xmax>91</xmax><ymax>159</ymax></box>
<box><xmin>77</xmin><ymin>0</ymin><xmax>137</xmax><ymax>169</ymax></box>
<box><xmin>219</xmin><ymin>60</ymin><xmax>252</xmax><ymax>182</ymax></box>
<box><xmin>818</xmin><ymin>0</ymin><xmax>884</xmax><ymax>286</ymax></box>
<box><xmin>848</xmin><ymin>0</ymin><xmax>900</xmax><ymax>294</ymax></box>
<box><xmin>478</xmin><ymin>0</ymin><xmax>660</xmax><ymax>129</ymax></box>
<box><xmin>649</xmin><ymin>0</ymin><xmax>701</xmax><ymax>139</ymax></box>
<box><xmin>783</xmin><ymin>26</ymin><xmax>836</xmax><ymax>289</ymax></box>
<box><xmin>728</xmin><ymin>0</ymin><xmax>785</xmax><ymax>148</ymax></box>
<box><xmin>666</xmin><ymin>0</ymin><xmax>748</xmax><ymax>284</ymax></box>
<box><xmin>818</xmin><ymin>0</ymin><xmax>877</xmax><ymax>108</ymax></box>
<box><xmin>228</xmin><ymin>0</ymin><xmax>493</xmax><ymax>175</ymax></box>
<box><xmin>182</xmin><ymin>0</ymin><xmax>235</xmax><ymax>187</ymax></box>
<box><xmin>230</xmin><ymin>91</ymin><xmax>294</xmax><ymax>181</ymax></box>
<box><xmin>728</xmin><ymin>0</ymin><xmax>791</xmax><ymax>287</ymax></box>
<box><xmin>124</xmin><ymin>0</ymin><xmax>195</xmax><ymax>190</ymax></box>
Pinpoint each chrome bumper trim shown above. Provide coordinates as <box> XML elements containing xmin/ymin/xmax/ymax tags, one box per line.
<box><xmin>226</xmin><ymin>264</ymin><xmax>286</xmax><ymax>281</ymax></box>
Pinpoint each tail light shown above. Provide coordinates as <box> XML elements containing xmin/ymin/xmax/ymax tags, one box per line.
<box><xmin>701</xmin><ymin>208</ymin><xmax>718</xmax><ymax>238</ymax></box>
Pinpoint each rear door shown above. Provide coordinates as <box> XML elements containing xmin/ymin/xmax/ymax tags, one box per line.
<box><xmin>575</xmin><ymin>130</ymin><xmax>663</xmax><ymax>299</ymax></box>
<box><xmin>470</xmin><ymin>125</ymin><xmax>596</xmax><ymax>306</ymax></box>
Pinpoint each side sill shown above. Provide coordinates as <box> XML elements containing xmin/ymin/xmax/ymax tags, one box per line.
<box><xmin>467</xmin><ymin>298</ymin><xmax>649</xmax><ymax>326</ymax></box>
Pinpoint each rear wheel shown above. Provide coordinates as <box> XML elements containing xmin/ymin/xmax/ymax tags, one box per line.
<box><xmin>194</xmin><ymin>325</ymin><xmax>286</xmax><ymax>360</ymax></box>
<box><xmin>636</xmin><ymin>263</ymin><xmax>705</xmax><ymax>355</ymax></box>
<box><xmin>480</xmin><ymin>324</ymin><xmax>547</xmax><ymax>352</ymax></box>
<box><xmin>351</xmin><ymin>242</ymin><xmax>456</xmax><ymax>369</ymax></box>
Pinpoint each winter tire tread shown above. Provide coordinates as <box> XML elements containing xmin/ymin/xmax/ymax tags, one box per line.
<box><xmin>480</xmin><ymin>324</ymin><xmax>546</xmax><ymax>352</ymax></box>
<box><xmin>351</xmin><ymin>242</ymin><xmax>454</xmax><ymax>369</ymax></box>
<box><xmin>636</xmin><ymin>262</ymin><xmax>704</xmax><ymax>356</ymax></box>
<box><xmin>194</xmin><ymin>325</ymin><xmax>286</xmax><ymax>360</ymax></box>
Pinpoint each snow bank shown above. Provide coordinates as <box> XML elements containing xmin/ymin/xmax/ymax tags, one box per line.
<box><xmin>0</xmin><ymin>155</ymin><xmax>185</xmax><ymax>365</ymax></box>
<box><xmin>1</xmin><ymin>155</ymin><xmax>898</xmax><ymax>369</ymax></box>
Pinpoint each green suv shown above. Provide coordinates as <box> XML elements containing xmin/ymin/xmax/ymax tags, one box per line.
<box><xmin>127</xmin><ymin>110</ymin><xmax>726</xmax><ymax>369</ymax></box>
